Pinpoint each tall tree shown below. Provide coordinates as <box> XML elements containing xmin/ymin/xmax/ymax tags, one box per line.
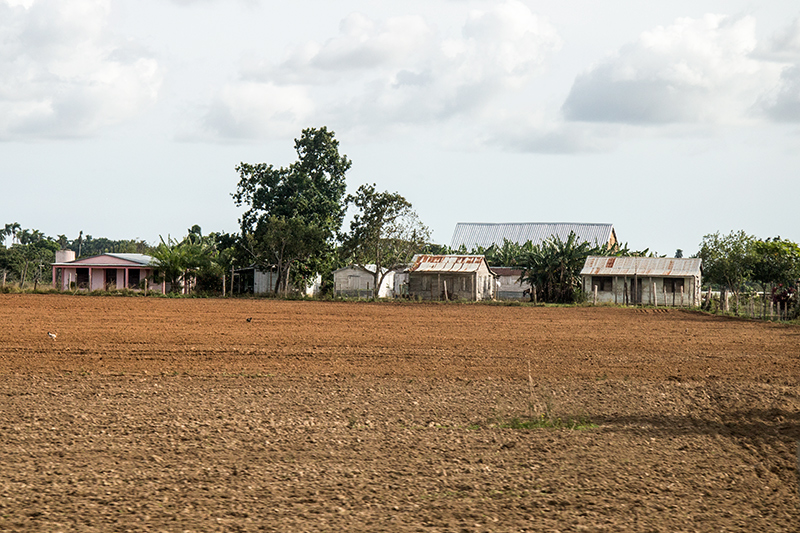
<box><xmin>340</xmin><ymin>183</ymin><xmax>430</xmax><ymax>296</ymax></box>
<box><xmin>751</xmin><ymin>237</ymin><xmax>800</xmax><ymax>313</ymax></box>
<box><xmin>233</xmin><ymin>127</ymin><xmax>351</xmax><ymax>293</ymax></box>
<box><xmin>2</xmin><ymin>222</ymin><xmax>21</xmax><ymax>246</ymax></box>
<box><xmin>697</xmin><ymin>230</ymin><xmax>756</xmax><ymax>312</ymax></box>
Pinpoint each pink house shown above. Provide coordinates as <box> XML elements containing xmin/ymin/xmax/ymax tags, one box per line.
<box><xmin>51</xmin><ymin>251</ymin><xmax>164</xmax><ymax>293</ymax></box>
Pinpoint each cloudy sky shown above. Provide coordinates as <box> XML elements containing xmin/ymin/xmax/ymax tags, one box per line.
<box><xmin>1</xmin><ymin>0</ymin><xmax>799</xmax><ymax>255</ymax></box>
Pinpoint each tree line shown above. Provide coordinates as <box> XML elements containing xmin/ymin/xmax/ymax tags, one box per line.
<box><xmin>698</xmin><ymin>230</ymin><xmax>800</xmax><ymax>316</ymax></box>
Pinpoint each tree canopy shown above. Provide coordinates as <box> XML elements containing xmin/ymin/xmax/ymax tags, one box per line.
<box><xmin>233</xmin><ymin>127</ymin><xmax>350</xmax><ymax>293</ymax></box>
<box><xmin>340</xmin><ymin>183</ymin><xmax>430</xmax><ymax>296</ymax></box>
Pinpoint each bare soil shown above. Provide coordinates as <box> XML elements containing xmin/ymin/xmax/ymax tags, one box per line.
<box><xmin>0</xmin><ymin>294</ymin><xmax>798</xmax><ymax>532</ymax></box>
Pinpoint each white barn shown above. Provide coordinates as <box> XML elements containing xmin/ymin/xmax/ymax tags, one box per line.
<box><xmin>580</xmin><ymin>256</ymin><xmax>702</xmax><ymax>306</ymax></box>
<box><xmin>333</xmin><ymin>265</ymin><xmax>395</xmax><ymax>298</ymax></box>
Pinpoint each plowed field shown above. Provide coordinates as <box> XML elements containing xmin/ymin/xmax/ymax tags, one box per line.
<box><xmin>1</xmin><ymin>294</ymin><xmax>798</xmax><ymax>532</ymax></box>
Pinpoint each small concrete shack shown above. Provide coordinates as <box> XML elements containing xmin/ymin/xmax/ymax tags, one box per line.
<box><xmin>333</xmin><ymin>265</ymin><xmax>395</xmax><ymax>298</ymax></box>
<box><xmin>580</xmin><ymin>256</ymin><xmax>702</xmax><ymax>306</ymax></box>
<box><xmin>407</xmin><ymin>255</ymin><xmax>496</xmax><ymax>301</ymax></box>
<box><xmin>492</xmin><ymin>267</ymin><xmax>531</xmax><ymax>300</ymax></box>
<box><xmin>51</xmin><ymin>251</ymin><xmax>162</xmax><ymax>293</ymax></box>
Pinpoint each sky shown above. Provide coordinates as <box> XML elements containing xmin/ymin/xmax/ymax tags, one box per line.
<box><xmin>1</xmin><ymin>0</ymin><xmax>799</xmax><ymax>256</ymax></box>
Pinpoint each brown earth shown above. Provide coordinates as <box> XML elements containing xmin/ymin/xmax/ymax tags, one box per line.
<box><xmin>0</xmin><ymin>294</ymin><xmax>798</xmax><ymax>532</ymax></box>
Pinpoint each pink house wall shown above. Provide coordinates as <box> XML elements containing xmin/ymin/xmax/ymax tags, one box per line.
<box><xmin>55</xmin><ymin>267</ymin><xmax>161</xmax><ymax>293</ymax></box>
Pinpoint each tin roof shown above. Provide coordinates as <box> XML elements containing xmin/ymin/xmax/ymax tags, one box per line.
<box><xmin>491</xmin><ymin>267</ymin><xmax>523</xmax><ymax>277</ymax></box>
<box><xmin>51</xmin><ymin>253</ymin><xmax>157</xmax><ymax>267</ymax></box>
<box><xmin>580</xmin><ymin>256</ymin><xmax>701</xmax><ymax>277</ymax></box>
<box><xmin>408</xmin><ymin>255</ymin><xmax>491</xmax><ymax>274</ymax></box>
<box><xmin>450</xmin><ymin>222</ymin><xmax>615</xmax><ymax>250</ymax></box>
<box><xmin>333</xmin><ymin>264</ymin><xmax>381</xmax><ymax>275</ymax></box>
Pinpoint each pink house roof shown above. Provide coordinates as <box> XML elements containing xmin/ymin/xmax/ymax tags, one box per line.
<box><xmin>51</xmin><ymin>253</ymin><xmax>156</xmax><ymax>268</ymax></box>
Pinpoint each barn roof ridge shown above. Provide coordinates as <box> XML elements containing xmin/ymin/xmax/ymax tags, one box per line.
<box><xmin>450</xmin><ymin>222</ymin><xmax>616</xmax><ymax>250</ymax></box>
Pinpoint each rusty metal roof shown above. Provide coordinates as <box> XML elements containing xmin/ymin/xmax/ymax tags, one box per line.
<box><xmin>408</xmin><ymin>255</ymin><xmax>490</xmax><ymax>273</ymax></box>
<box><xmin>450</xmin><ymin>222</ymin><xmax>616</xmax><ymax>250</ymax></box>
<box><xmin>580</xmin><ymin>256</ymin><xmax>701</xmax><ymax>277</ymax></box>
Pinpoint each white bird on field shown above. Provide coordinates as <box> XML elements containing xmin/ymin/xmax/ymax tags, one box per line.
<box><xmin>47</xmin><ymin>331</ymin><xmax>57</xmax><ymax>341</ymax></box>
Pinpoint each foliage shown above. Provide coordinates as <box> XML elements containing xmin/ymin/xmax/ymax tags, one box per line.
<box><xmin>518</xmin><ymin>232</ymin><xmax>609</xmax><ymax>304</ymax></box>
<box><xmin>151</xmin><ymin>226</ymin><xmax>221</xmax><ymax>294</ymax></box>
<box><xmin>474</xmin><ymin>239</ymin><xmax>534</xmax><ymax>267</ymax></box>
<box><xmin>698</xmin><ymin>231</ymin><xmax>755</xmax><ymax>292</ymax></box>
<box><xmin>698</xmin><ymin>230</ymin><xmax>757</xmax><ymax>312</ymax></box>
<box><xmin>233</xmin><ymin>127</ymin><xmax>350</xmax><ymax>293</ymax></box>
<box><xmin>69</xmin><ymin>235</ymin><xmax>152</xmax><ymax>258</ymax></box>
<box><xmin>0</xmin><ymin>223</ymin><xmax>59</xmax><ymax>288</ymax></box>
<box><xmin>340</xmin><ymin>183</ymin><xmax>430</xmax><ymax>296</ymax></box>
<box><xmin>751</xmin><ymin>237</ymin><xmax>800</xmax><ymax>294</ymax></box>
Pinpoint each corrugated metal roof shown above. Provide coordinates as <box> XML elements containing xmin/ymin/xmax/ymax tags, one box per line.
<box><xmin>408</xmin><ymin>255</ymin><xmax>489</xmax><ymax>273</ymax></box>
<box><xmin>51</xmin><ymin>253</ymin><xmax>156</xmax><ymax>267</ymax></box>
<box><xmin>580</xmin><ymin>256</ymin><xmax>701</xmax><ymax>277</ymax></box>
<box><xmin>491</xmin><ymin>267</ymin><xmax>523</xmax><ymax>277</ymax></box>
<box><xmin>450</xmin><ymin>222</ymin><xmax>615</xmax><ymax>250</ymax></box>
<box><xmin>333</xmin><ymin>264</ymin><xmax>381</xmax><ymax>275</ymax></box>
<box><xmin>106</xmin><ymin>253</ymin><xmax>156</xmax><ymax>266</ymax></box>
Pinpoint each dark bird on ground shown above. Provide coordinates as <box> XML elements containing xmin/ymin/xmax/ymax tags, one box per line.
<box><xmin>246</xmin><ymin>317</ymin><xmax>252</xmax><ymax>323</ymax></box>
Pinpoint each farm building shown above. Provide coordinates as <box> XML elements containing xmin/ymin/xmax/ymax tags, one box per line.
<box><xmin>580</xmin><ymin>256</ymin><xmax>702</xmax><ymax>307</ymax></box>
<box><xmin>333</xmin><ymin>265</ymin><xmax>395</xmax><ymax>298</ymax></box>
<box><xmin>51</xmin><ymin>251</ymin><xmax>163</xmax><ymax>293</ymax></box>
<box><xmin>492</xmin><ymin>267</ymin><xmax>531</xmax><ymax>300</ymax></box>
<box><xmin>407</xmin><ymin>255</ymin><xmax>497</xmax><ymax>301</ymax></box>
<box><xmin>450</xmin><ymin>222</ymin><xmax>617</xmax><ymax>250</ymax></box>
<box><xmin>234</xmin><ymin>266</ymin><xmax>321</xmax><ymax>296</ymax></box>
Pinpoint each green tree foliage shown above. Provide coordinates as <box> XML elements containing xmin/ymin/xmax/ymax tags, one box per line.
<box><xmin>69</xmin><ymin>234</ymin><xmax>151</xmax><ymax>258</ymax></box>
<box><xmin>751</xmin><ymin>237</ymin><xmax>800</xmax><ymax>289</ymax></box>
<box><xmin>0</xmin><ymin>224</ymin><xmax>58</xmax><ymax>289</ymax></box>
<box><xmin>151</xmin><ymin>227</ymin><xmax>222</xmax><ymax>294</ymax></box>
<box><xmin>233</xmin><ymin>127</ymin><xmax>350</xmax><ymax>293</ymax></box>
<box><xmin>751</xmin><ymin>237</ymin><xmax>800</xmax><ymax>314</ymax></box>
<box><xmin>1</xmin><ymin>222</ymin><xmax>21</xmax><ymax>246</ymax></box>
<box><xmin>473</xmin><ymin>239</ymin><xmax>534</xmax><ymax>267</ymax></box>
<box><xmin>697</xmin><ymin>230</ymin><xmax>756</xmax><ymax>309</ymax></box>
<box><xmin>340</xmin><ymin>183</ymin><xmax>430</xmax><ymax>297</ymax></box>
<box><xmin>517</xmin><ymin>232</ymin><xmax>609</xmax><ymax>303</ymax></box>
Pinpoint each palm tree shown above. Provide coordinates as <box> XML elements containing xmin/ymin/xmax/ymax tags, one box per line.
<box><xmin>3</xmin><ymin>222</ymin><xmax>21</xmax><ymax>245</ymax></box>
<box><xmin>519</xmin><ymin>232</ymin><xmax>606</xmax><ymax>303</ymax></box>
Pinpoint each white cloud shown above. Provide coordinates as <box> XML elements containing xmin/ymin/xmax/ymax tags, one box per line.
<box><xmin>755</xmin><ymin>17</ymin><xmax>800</xmax><ymax>122</ymax></box>
<box><xmin>561</xmin><ymin>14</ymin><xmax>776</xmax><ymax>125</ymax></box>
<box><xmin>0</xmin><ymin>0</ymin><xmax>162</xmax><ymax>140</ymax></box>
<box><xmin>200</xmin><ymin>0</ymin><xmax>561</xmax><ymax>140</ymax></box>
<box><xmin>202</xmin><ymin>82</ymin><xmax>315</xmax><ymax>139</ymax></box>
<box><xmin>758</xmin><ymin>66</ymin><xmax>800</xmax><ymax>122</ymax></box>
<box><xmin>756</xmin><ymin>17</ymin><xmax>800</xmax><ymax>61</ymax></box>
